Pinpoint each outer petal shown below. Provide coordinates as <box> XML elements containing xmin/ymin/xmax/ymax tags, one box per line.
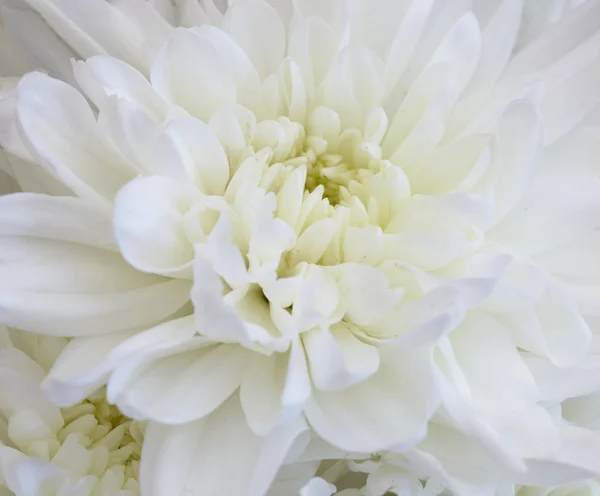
<box><xmin>140</xmin><ymin>396</ymin><xmax>309</xmax><ymax>496</ymax></box>
<box><xmin>73</xmin><ymin>55</ymin><xmax>168</xmax><ymax>120</ymax></box>
<box><xmin>492</xmin><ymin>99</ymin><xmax>543</xmax><ymax>224</ymax></box>
<box><xmin>305</xmin><ymin>346</ymin><xmax>439</xmax><ymax>452</ymax></box>
<box><xmin>0</xmin><ymin>193</ymin><xmax>116</xmax><ymax>250</ymax></box>
<box><xmin>318</xmin><ymin>45</ymin><xmax>386</xmax><ymax>129</ymax></box>
<box><xmin>41</xmin><ymin>331</ymin><xmax>136</xmax><ymax>407</ymax></box>
<box><xmin>519</xmin><ymin>426</ymin><xmax>600</xmax><ymax>486</ymax></box>
<box><xmin>166</xmin><ymin>115</ymin><xmax>230</xmax><ymax>196</ymax></box>
<box><xmin>0</xmin><ymin>278</ymin><xmax>191</xmax><ymax>336</ymax></box>
<box><xmin>150</xmin><ymin>28</ymin><xmax>236</xmax><ymax>121</ymax></box>
<box><xmin>222</xmin><ymin>0</ymin><xmax>285</xmax><ymax>80</ymax></box>
<box><xmin>113</xmin><ymin>343</ymin><xmax>249</xmax><ymax>424</ymax></box>
<box><xmin>240</xmin><ymin>339</ymin><xmax>311</xmax><ymax>435</ymax></box>
<box><xmin>98</xmin><ymin>96</ymin><xmax>194</xmax><ymax>181</ymax></box>
<box><xmin>303</xmin><ymin>323</ymin><xmax>380</xmax><ymax>391</ymax></box>
<box><xmin>444</xmin><ymin>312</ymin><xmax>560</xmax><ymax>460</ymax></box>
<box><xmin>15</xmin><ymin>73</ymin><xmax>134</xmax><ymax>207</ymax></box>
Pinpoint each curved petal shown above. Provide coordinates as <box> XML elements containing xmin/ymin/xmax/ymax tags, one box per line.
<box><xmin>0</xmin><ymin>447</ymin><xmax>67</xmax><ymax>496</ymax></box>
<box><xmin>240</xmin><ymin>339</ymin><xmax>311</xmax><ymax>435</ymax></box>
<box><xmin>165</xmin><ymin>115</ymin><xmax>230</xmax><ymax>196</ymax></box>
<box><xmin>520</xmin><ymin>426</ymin><xmax>600</xmax><ymax>486</ymax></box>
<box><xmin>42</xmin><ymin>331</ymin><xmax>137</xmax><ymax>407</ymax></box>
<box><xmin>318</xmin><ymin>45</ymin><xmax>386</xmax><ymax>129</ymax></box>
<box><xmin>73</xmin><ymin>55</ymin><xmax>168</xmax><ymax>120</ymax></box>
<box><xmin>98</xmin><ymin>96</ymin><xmax>194</xmax><ymax>182</ymax></box>
<box><xmin>222</xmin><ymin>0</ymin><xmax>285</xmax><ymax>80</ymax></box>
<box><xmin>439</xmin><ymin>312</ymin><xmax>562</xmax><ymax>463</ymax></box>
<box><xmin>305</xmin><ymin>346</ymin><xmax>439</xmax><ymax>452</ymax></box>
<box><xmin>15</xmin><ymin>73</ymin><xmax>134</xmax><ymax>207</ymax></box>
<box><xmin>0</xmin><ymin>279</ymin><xmax>191</xmax><ymax>336</ymax></box>
<box><xmin>191</xmin><ymin>25</ymin><xmax>262</xmax><ymax>111</ymax></box>
<box><xmin>0</xmin><ymin>193</ymin><xmax>116</xmax><ymax>250</ymax></box>
<box><xmin>303</xmin><ymin>323</ymin><xmax>380</xmax><ymax>391</ymax></box>
<box><xmin>140</xmin><ymin>396</ymin><xmax>309</xmax><ymax>496</ymax></box>
<box><xmin>492</xmin><ymin>99</ymin><xmax>543</xmax><ymax>224</ymax></box>
<box><xmin>114</xmin><ymin>176</ymin><xmax>196</xmax><ymax>277</ymax></box>
<box><xmin>113</xmin><ymin>343</ymin><xmax>249</xmax><ymax>424</ymax></box>
<box><xmin>331</xmin><ymin>263</ymin><xmax>399</xmax><ymax>326</ymax></box>
<box><xmin>151</xmin><ymin>28</ymin><xmax>236</xmax><ymax>121</ymax></box>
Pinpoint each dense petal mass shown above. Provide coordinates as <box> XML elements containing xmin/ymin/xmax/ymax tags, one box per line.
<box><xmin>1</xmin><ymin>0</ymin><xmax>600</xmax><ymax>495</ymax></box>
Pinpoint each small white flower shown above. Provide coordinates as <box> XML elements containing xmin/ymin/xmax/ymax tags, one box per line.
<box><xmin>1</xmin><ymin>0</ymin><xmax>600</xmax><ymax>494</ymax></box>
<box><xmin>0</xmin><ymin>328</ymin><xmax>144</xmax><ymax>496</ymax></box>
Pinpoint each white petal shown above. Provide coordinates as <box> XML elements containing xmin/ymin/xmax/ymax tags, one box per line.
<box><xmin>42</xmin><ymin>331</ymin><xmax>136</xmax><ymax>407</ymax></box>
<box><xmin>332</xmin><ymin>263</ymin><xmax>399</xmax><ymax>326</ymax></box>
<box><xmin>73</xmin><ymin>55</ymin><xmax>167</xmax><ymax>120</ymax></box>
<box><xmin>492</xmin><ymin>99</ymin><xmax>543</xmax><ymax>224</ymax></box>
<box><xmin>18</xmin><ymin>0</ymin><xmax>107</xmax><ymax>60</ymax></box>
<box><xmin>105</xmin><ymin>315</ymin><xmax>198</xmax><ymax>399</ymax></box>
<box><xmin>248</xmin><ymin>193</ymin><xmax>297</xmax><ymax>266</ymax></box>
<box><xmin>22</xmin><ymin>0</ymin><xmax>149</xmax><ymax>70</ymax></box>
<box><xmin>223</xmin><ymin>0</ymin><xmax>285</xmax><ymax>80</ymax></box>
<box><xmin>318</xmin><ymin>45</ymin><xmax>386</xmax><ymax>129</ymax></box>
<box><xmin>342</xmin><ymin>225</ymin><xmax>384</xmax><ymax>266</ymax></box>
<box><xmin>280</xmin><ymin>58</ymin><xmax>308</xmax><ymax>123</ymax></box>
<box><xmin>290</xmin><ymin>219</ymin><xmax>336</xmax><ymax>265</ymax></box>
<box><xmin>140</xmin><ymin>396</ymin><xmax>309</xmax><ymax>496</ymax></box>
<box><xmin>1</xmin><ymin>6</ymin><xmax>78</xmax><ymax>85</ymax></box>
<box><xmin>0</xmin><ymin>245</ymin><xmax>160</xmax><ymax>294</ymax></box>
<box><xmin>299</xmin><ymin>478</ymin><xmax>336</xmax><ymax>496</ymax></box>
<box><xmin>209</xmin><ymin>104</ymin><xmax>256</xmax><ymax>164</ymax></box>
<box><xmin>382</xmin><ymin>0</ymin><xmax>436</xmax><ymax>92</ymax></box>
<box><xmin>0</xmin><ymin>447</ymin><xmax>67</xmax><ymax>496</ymax></box>
<box><xmin>166</xmin><ymin>115</ymin><xmax>230</xmax><ymax>195</ymax></box>
<box><xmin>269</xmin><ymin>463</ymin><xmax>320</xmax><ymax>496</ymax></box>
<box><xmin>191</xmin><ymin>25</ymin><xmax>262</xmax><ymax>111</ymax></box>
<box><xmin>404</xmin><ymin>425</ymin><xmax>511</xmax><ymax>496</ymax></box>
<box><xmin>381</xmin><ymin>286</ymin><xmax>466</xmax><ymax>347</ymax></box>
<box><xmin>524</xmin><ymin>354</ymin><xmax>600</xmax><ymax>402</ymax></box>
<box><xmin>435</xmin><ymin>252</ymin><xmax>511</xmax><ymax>308</ymax></box>
<box><xmin>16</xmin><ymin>73</ymin><xmax>134</xmax><ymax>206</ymax></box>
<box><xmin>305</xmin><ymin>347</ymin><xmax>439</xmax><ymax>452</ymax></box>
<box><xmin>287</xmin><ymin>16</ymin><xmax>337</xmax><ymax>90</ymax></box>
<box><xmin>462</xmin><ymin>0</ymin><xmax>523</xmax><ymax>96</ymax></box>
<box><xmin>304</xmin><ymin>323</ymin><xmax>380</xmax><ymax>391</ymax></box>
<box><xmin>0</xmin><ymin>279</ymin><xmax>191</xmax><ymax>336</ymax></box>
<box><xmin>240</xmin><ymin>339</ymin><xmax>310</xmax><ymax>435</ymax></box>
<box><xmin>0</xmin><ymin>193</ymin><xmax>115</xmax><ymax>249</ymax></box>
<box><xmin>114</xmin><ymin>175</ymin><xmax>196</xmax><ymax>277</ymax></box>
<box><xmin>504</xmin><ymin>0</ymin><xmax>600</xmax><ymax>80</ymax></box>
<box><xmin>520</xmin><ymin>426</ymin><xmax>600</xmax><ymax>486</ymax></box>
<box><xmin>446</xmin><ymin>311</ymin><xmax>560</xmax><ymax>460</ymax></box>
<box><xmin>276</xmin><ymin>165</ymin><xmax>306</xmax><ymax>229</ymax></box>
<box><xmin>98</xmin><ymin>95</ymin><xmax>194</xmax><ymax>181</ymax></box>
<box><xmin>114</xmin><ymin>343</ymin><xmax>249</xmax><ymax>424</ymax></box>
<box><xmin>539</xmin><ymin>57</ymin><xmax>600</xmax><ymax>144</ymax></box>
<box><xmin>292</xmin><ymin>265</ymin><xmax>339</xmax><ymax>332</ymax></box>
<box><xmin>151</xmin><ymin>28</ymin><xmax>236</xmax><ymax>121</ymax></box>
<box><xmin>495</xmin><ymin>281</ymin><xmax>591</xmax><ymax>367</ymax></box>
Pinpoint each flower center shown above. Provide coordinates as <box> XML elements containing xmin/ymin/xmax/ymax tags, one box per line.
<box><xmin>252</xmin><ymin>108</ymin><xmax>385</xmax><ymax>207</ymax></box>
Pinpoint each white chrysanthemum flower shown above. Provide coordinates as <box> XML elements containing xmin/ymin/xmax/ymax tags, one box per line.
<box><xmin>0</xmin><ymin>328</ymin><xmax>144</xmax><ymax>496</ymax></box>
<box><xmin>1</xmin><ymin>0</ymin><xmax>600</xmax><ymax>494</ymax></box>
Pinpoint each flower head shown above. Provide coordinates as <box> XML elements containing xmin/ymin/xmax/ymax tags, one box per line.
<box><xmin>1</xmin><ymin>0</ymin><xmax>600</xmax><ymax>494</ymax></box>
<box><xmin>0</xmin><ymin>328</ymin><xmax>144</xmax><ymax>496</ymax></box>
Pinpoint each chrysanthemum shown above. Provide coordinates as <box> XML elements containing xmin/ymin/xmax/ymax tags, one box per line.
<box><xmin>1</xmin><ymin>0</ymin><xmax>600</xmax><ymax>494</ymax></box>
<box><xmin>0</xmin><ymin>328</ymin><xmax>144</xmax><ymax>495</ymax></box>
